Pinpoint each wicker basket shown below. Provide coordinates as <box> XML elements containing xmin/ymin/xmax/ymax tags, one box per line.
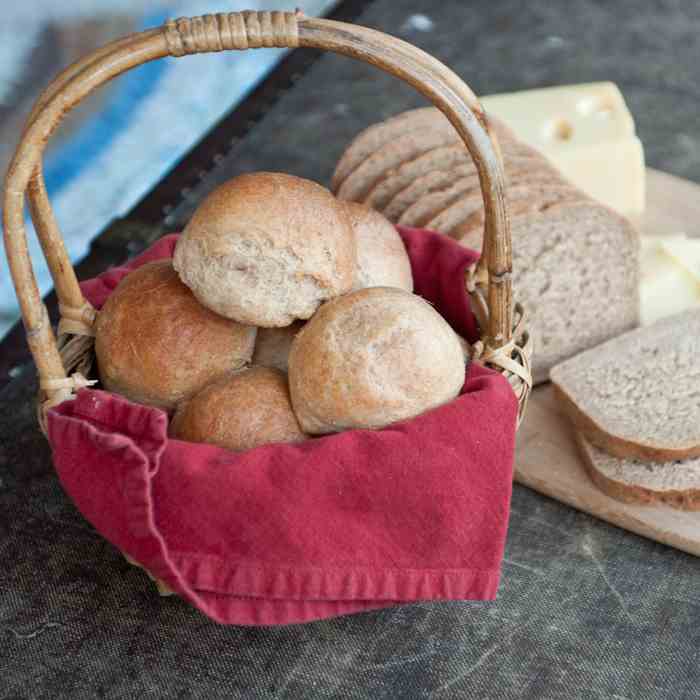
<box><xmin>3</xmin><ymin>12</ymin><xmax>534</xmax><ymax>613</ymax></box>
<box><xmin>2</xmin><ymin>10</ymin><xmax>532</xmax><ymax>428</ymax></box>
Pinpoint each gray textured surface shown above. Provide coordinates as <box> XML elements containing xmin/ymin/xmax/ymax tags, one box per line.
<box><xmin>3</xmin><ymin>370</ymin><xmax>700</xmax><ymax>699</ymax></box>
<box><xmin>3</xmin><ymin>1</ymin><xmax>700</xmax><ymax>698</ymax></box>
<box><xmin>167</xmin><ymin>0</ymin><xmax>700</xmax><ymax>228</ymax></box>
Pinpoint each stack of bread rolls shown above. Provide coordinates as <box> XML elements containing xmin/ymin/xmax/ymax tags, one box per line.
<box><xmin>332</xmin><ymin>108</ymin><xmax>640</xmax><ymax>383</ymax></box>
<box><xmin>95</xmin><ymin>172</ymin><xmax>466</xmax><ymax>452</ymax></box>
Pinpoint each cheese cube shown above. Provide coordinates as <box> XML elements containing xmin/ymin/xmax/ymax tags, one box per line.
<box><xmin>640</xmin><ymin>234</ymin><xmax>700</xmax><ymax>325</ymax></box>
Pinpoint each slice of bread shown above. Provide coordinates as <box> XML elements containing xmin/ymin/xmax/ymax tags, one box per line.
<box><xmin>576</xmin><ymin>432</ymin><xmax>700</xmax><ymax>511</ymax></box>
<box><xmin>551</xmin><ymin>309</ymin><xmax>700</xmax><ymax>461</ymax></box>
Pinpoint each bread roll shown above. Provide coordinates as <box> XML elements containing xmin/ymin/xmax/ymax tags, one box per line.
<box><xmin>344</xmin><ymin>202</ymin><xmax>413</xmax><ymax>292</ymax></box>
<box><xmin>288</xmin><ymin>287</ymin><xmax>465</xmax><ymax>434</ymax></box>
<box><xmin>173</xmin><ymin>172</ymin><xmax>356</xmax><ymax>327</ymax></box>
<box><xmin>95</xmin><ymin>260</ymin><xmax>256</xmax><ymax>410</ymax></box>
<box><xmin>252</xmin><ymin>321</ymin><xmax>305</xmax><ymax>373</ymax></box>
<box><xmin>170</xmin><ymin>367</ymin><xmax>306</xmax><ymax>451</ymax></box>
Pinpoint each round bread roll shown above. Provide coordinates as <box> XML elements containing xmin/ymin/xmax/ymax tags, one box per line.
<box><xmin>252</xmin><ymin>321</ymin><xmax>305</xmax><ymax>373</ymax></box>
<box><xmin>170</xmin><ymin>367</ymin><xmax>306</xmax><ymax>451</ymax></box>
<box><xmin>345</xmin><ymin>202</ymin><xmax>413</xmax><ymax>292</ymax></box>
<box><xmin>288</xmin><ymin>287</ymin><xmax>465</xmax><ymax>434</ymax></box>
<box><xmin>173</xmin><ymin>172</ymin><xmax>356</xmax><ymax>327</ymax></box>
<box><xmin>95</xmin><ymin>260</ymin><xmax>256</xmax><ymax>410</ymax></box>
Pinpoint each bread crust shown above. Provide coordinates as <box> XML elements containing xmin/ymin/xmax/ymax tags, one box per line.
<box><xmin>173</xmin><ymin>172</ymin><xmax>356</xmax><ymax>327</ymax></box>
<box><xmin>575</xmin><ymin>431</ymin><xmax>700</xmax><ymax>511</ymax></box>
<box><xmin>95</xmin><ymin>260</ymin><xmax>256</xmax><ymax>410</ymax></box>
<box><xmin>332</xmin><ymin>107</ymin><xmax>441</xmax><ymax>191</ymax></box>
<box><xmin>170</xmin><ymin>366</ymin><xmax>306</xmax><ymax>451</ymax></box>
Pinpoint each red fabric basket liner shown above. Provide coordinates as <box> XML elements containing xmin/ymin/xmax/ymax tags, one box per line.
<box><xmin>46</xmin><ymin>227</ymin><xmax>518</xmax><ymax>626</ymax></box>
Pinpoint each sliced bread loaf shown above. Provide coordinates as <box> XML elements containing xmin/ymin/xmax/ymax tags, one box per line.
<box><xmin>461</xmin><ymin>202</ymin><xmax>639</xmax><ymax>383</ymax></box>
<box><xmin>551</xmin><ymin>309</ymin><xmax>700</xmax><ymax>462</ymax></box>
<box><xmin>576</xmin><ymin>432</ymin><xmax>700</xmax><ymax>511</ymax></box>
<box><xmin>333</xmin><ymin>108</ymin><xmax>641</xmax><ymax>383</ymax></box>
<box><xmin>364</xmin><ymin>144</ymin><xmax>471</xmax><ymax>211</ymax></box>
<box><xmin>398</xmin><ymin>176</ymin><xmax>483</xmax><ymax>228</ymax></box>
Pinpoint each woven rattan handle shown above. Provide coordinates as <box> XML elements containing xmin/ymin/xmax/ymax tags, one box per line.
<box><xmin>3</xmin><ymin>11</ymin><xmax>512</xmax><ymax>410</ymax></box>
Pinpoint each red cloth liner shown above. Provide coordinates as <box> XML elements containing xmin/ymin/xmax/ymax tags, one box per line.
<box><xmin>47</xmin><ymin>228</ymin><xmax>517</xmax><ymax>626</ymax></box>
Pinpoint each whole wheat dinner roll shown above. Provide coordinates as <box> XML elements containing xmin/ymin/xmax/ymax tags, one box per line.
<box><xmin>288</xmin><ymin>287</ymin><xmax>465</xmax><ymax>434</ymax></box>
<box><xmin>95</xmin><ymin>260</ymin><xmax>256</xmax><ymax>410</ymax></box>
<box><xmin>170</xmin><ymin>367</ymin><xmax>306</xmax><ymax>451</ymax></box>
<box><xmin>252</xmin><ymin>321</ymin><xmax>305</xmax><ymax>373</ymax></box>
<box><xmin>173</xmin><ymin>172</ymin><xmax>356</xmax><ymax>327</ymax></box>
<box><xmin>344</xmin><ymin>202</ymin><xmax>413</xmax><ymax>292</ymax></box>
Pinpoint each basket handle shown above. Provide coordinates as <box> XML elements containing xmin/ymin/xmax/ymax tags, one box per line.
<box><xmin>21</xmin><ymin>31</ymin><xmax>162</xmax><ymax>339</ymax></box>
<box><xmin>3</xmin><ymin>11</ymin><xmax>512</xmax><ymax>409</ymax></box>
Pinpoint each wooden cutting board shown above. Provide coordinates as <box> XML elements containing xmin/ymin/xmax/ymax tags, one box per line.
<box><xmin>514</xmin><ymin>167</ymin><xmax>700</xmax><ymax>557</ymax></box>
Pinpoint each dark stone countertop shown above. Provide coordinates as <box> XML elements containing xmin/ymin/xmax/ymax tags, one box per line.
<box><xmin>3</xmin><ymin>1</ymin><xmax>700</xmax><ymax>698</ymax></box>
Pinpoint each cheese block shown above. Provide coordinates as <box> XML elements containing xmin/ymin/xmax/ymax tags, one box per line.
<box><xmin>661</xmin><ymin>235</ymin><xmax>700</xmax><ymax>283</ymax></box>
<box><xmin>640</xmin><ymin>234</ymin><xmax>700</xmax><ymax>325</ymax></box>
<box><xmin>481</xmin><ymin>82</ymin><xmax>645</xmax><ymax>219</ymax></box>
